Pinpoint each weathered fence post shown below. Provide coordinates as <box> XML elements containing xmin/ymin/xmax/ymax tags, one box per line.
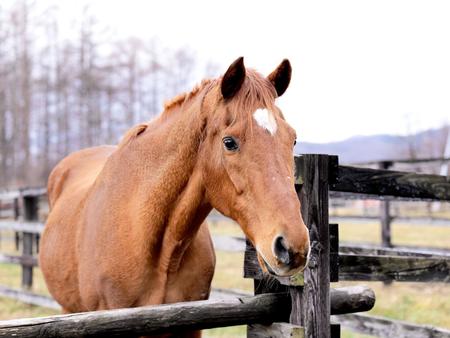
<box><xmin>292</xmin><ymin>154</ymin><xmax>337</xmax><ymax>338</ymax></box>
<box><xmin>21</xmin><ymin>194</ymin><xmax>38</xmax><ymax>290</ymax></box>
<box><xmin>378</xmin><ymin>161</ymin><xmax>393</xmax><ymax>248</ymax></box>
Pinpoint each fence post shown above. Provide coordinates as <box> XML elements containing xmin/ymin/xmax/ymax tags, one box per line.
<box><xmin>378</xmin><ymin>161</ymin><xmax>393</xmax><ymax>247</ymax></box>
<box><xmin>22</xmin><ymin>194</ymin><xmax>38</xmax><ymax>290</ymax></box>
<box><xmin>14</xmin><ymin>197</ymin><xmax>21</xmax><ymax>251</ymax></box>
<box><xmin>292</xmin><ymin>154</ymin><xmax>336</xmax><ymax>338</ymax></box>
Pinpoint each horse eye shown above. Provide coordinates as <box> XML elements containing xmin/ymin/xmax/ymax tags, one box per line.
<box><xmin>222</xmin><ymin>136</ymin><xmax>239</xmax><ymax>151</ymax></box>
<box><xmin>294</xmin><ymin>139</ymin><xmax>297</xmax><ymax>147</ymax></box>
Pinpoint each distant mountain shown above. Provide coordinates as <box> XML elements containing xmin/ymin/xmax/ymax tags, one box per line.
<box><xmin>295</xmin><ymin>127</ymin><xmax>449</xmax><ymax>164</ymax></box>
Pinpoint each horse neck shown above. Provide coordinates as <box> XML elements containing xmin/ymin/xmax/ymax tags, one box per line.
<box><xmin>109</xmin><ymin>94</ymin><xmax>211</xmax><ymax>274</ymax></box>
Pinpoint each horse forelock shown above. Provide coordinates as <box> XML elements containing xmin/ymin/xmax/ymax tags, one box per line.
<box><xmin>229</xmin><ymin>69</ymin><xmax>277</xmax><ymax>113</ymax></box>
<box><xmin>218</xmin><ymin>69</ymin><xmax>279</xmax><ymax>140</ymax></box>
<box><xmin>163</xmin><ymin>69</ymin><xmax>277</xmax><ymax>121</ymax></box>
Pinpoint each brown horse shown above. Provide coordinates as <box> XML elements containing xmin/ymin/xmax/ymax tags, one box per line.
<box><xmin>39</xmin><ymin>57</ymin><xmax>310</xmax><ymax>337</ymax></box>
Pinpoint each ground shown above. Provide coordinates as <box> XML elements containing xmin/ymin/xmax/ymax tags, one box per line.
<box><xmin>0</xmin><ymin>220</ymin><xmax>449</xmax><ymax>338</ymax></box>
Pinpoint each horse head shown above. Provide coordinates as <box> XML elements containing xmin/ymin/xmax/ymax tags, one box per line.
<box><xmin>200</xmin><ymin>57</ymin><xmax>310</xmax><ymax>277</ymax></box>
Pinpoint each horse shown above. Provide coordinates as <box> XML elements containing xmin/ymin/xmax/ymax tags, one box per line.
<box><xmin>39</xmin><ymin>57</ymin><xmax>310</xmax><ymax>338</ymax></box>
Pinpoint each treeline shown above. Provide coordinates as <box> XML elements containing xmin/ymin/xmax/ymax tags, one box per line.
<box><xmin>0</xmin><ymin>1</ymin><xmax>209</xmax><ymax>188</ymax></box>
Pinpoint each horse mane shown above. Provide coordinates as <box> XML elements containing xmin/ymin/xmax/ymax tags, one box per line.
<box><xmin>164</xmin><ymin>69</ymin><xmax>277</xmax><ymax>115</ymax></box>
<box><xmin>164</xmin><ymin>79</ymin><xmax>215</xmax><ymax>112</ymax></box>
<box><xmin>119</xmin><ymin>69</ymin><xmax>278</xmax><ymax>147</ymax></box>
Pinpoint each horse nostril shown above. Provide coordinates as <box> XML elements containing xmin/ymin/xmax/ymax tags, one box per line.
<box><xmin>273</xmin><ymin>236</ymin><xmax>291</xmax><ymax>265</ymax></box>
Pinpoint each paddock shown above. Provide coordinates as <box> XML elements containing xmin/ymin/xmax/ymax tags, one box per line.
<box><xmin>0</xmin><ymin>154</ymin><xmax>449</xmax><ymax>337</ymax></box>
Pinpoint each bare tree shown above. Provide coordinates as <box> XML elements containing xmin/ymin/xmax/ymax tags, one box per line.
<box><xmin>0</xmin><ymin>2</ymin><xmax>200</xmax><ymax>188</ymax></box>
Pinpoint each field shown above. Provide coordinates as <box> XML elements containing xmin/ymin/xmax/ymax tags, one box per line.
<box><xmin>0</xmin><ymin>220</ymin><xmax>449</xmax><ymax>338</ymax></box>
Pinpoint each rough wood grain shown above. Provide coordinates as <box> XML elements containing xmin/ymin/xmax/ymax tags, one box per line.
<box><xmin>293</xmin><ymin>154</ymin><xmax>335</xmax><ymax>338</ymax></box>
<box><xmin>339</xmin><ymin>254</ymin><xmax>450</xmax><ymax>282</ymax></box>
<box><xmin>0</xmin><ymin>286</ymin><xmax>250</xmax><ymax>309</ymax></box>
<box><xmin>0</xmin><ymin>282</ymin><xmax>375</xmax><ymax>317</ymax></box>
<box><xmin>339</xmin><ymin>244</ymin><xmax>450</xmax><ymax>259</ymax></box>
<box><xmin>332</xmin><ymin>165</ymin><xmax>450</xmax><ymax>201</ymax></box>
<box><xmin>332</xmin><ymin>313</ymin><xmax>450</xmax><ymax>338</ymax></box>
<box><xmin>0</xmin><ymin>293</ymin><xmax>291</xmax><ymax>338</ymax></box>
<box><xmin>329</xmin><ymin>286</ymin><xmax>375</xmax><ymax>315</ymax></box>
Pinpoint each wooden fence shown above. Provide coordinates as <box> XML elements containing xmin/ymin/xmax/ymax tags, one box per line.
<box><xmin>331</xmin><ymin>157</ymin><xmax>450</xmax><ymax>249</ymax></box>
<box><xmin>0</xmin><ymin>154</ymin><xmax>450</xmax><ymax>337</ymax></box>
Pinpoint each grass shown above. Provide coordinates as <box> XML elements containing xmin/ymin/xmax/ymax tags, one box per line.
<box><xmin>0</xmin><ymin>263</ymin><xmax>51</xmax><ymax>296</ymax></box>
<box><xmin>338</xmin><ymin>221</ymin><xmax>450</xmax><ymax>248</ymax></box>
<box><xmin>0</xmin><ymin>220</ymin><xmax>449</xmax><ymax>338</ymax></box>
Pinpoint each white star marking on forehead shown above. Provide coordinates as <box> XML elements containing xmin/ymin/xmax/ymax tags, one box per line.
<box><xmin>253</xmin><ymin>108</ymin><xmax>277</xmax><ymax>135</ymax></box>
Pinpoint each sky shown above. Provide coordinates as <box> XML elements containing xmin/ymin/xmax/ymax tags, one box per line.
<box><xmin>43</xmin><ymin>0</ymin><xmax>450</xmax><ymax>142</ymax></box>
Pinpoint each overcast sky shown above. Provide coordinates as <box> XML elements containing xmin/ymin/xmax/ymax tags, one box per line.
<box><xmin>50</xmin><ymin>0</ymin><xmax>450</xmax><ymax>142</ymax></box>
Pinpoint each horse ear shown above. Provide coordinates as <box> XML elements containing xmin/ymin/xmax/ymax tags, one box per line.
<box><xmin>268</xmin><ymin>59</ymin><xmax>292</xmax><ymax>97</ymax></box>
<box><xmin>221</xmin><ymin>57</ymin><xmax>246</xmax><ymax>100</ymax></box>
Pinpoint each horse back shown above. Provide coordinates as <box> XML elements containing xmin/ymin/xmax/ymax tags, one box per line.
<box><xmin>47</xmin><ymin>145</ymin><xmax>116</xmax><ymax>209</ymax></box>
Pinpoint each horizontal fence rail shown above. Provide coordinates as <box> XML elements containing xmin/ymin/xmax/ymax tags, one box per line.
<box><xmin>333</xmin><ymin>313</ymin><xmax>450</xmax><ymax>338</ymax></box>
<box><xmin>0</xmin><ymin>187</ymin><xmax>46</xmax><ymax>200</ymax></box>
<box><xmin>331</xmin><ymin>165</ymin><xmax>450</xmax><ymax>201</ymax></box>
<box><xmin>330</xmin><ymin>215</ymin><xmax>450</xmax><ymax>226</ymax></box>
<box><xmin>339</xmin><ymin>254</ymin><xmax>450</xmax><ymax>282</ymax></box>
<box><xmin>0</xmin><ymin>221</ymin><xmax>44</xmax><ymax>234</ymax></box>
<box><xmin>339</xmin><ymin>244</ymin><xmax>450</xmax><ymax>258</ymax></box>
<box><xmin>0</xmin><ymin>284</ymin><xmax>375</xmax><ymax>317</ymax></box>
<box><xmin>0</xmin><ymin>253</ymin><xmax>37</xmax><ymax>267</ymax></box>
<box><xmin>351</xmin><ymin>156</ymin><xmax>450</xmax><ymax>166</ymax></box>
<box><xmin>0</xmin><ymin>285</ymin><xmax>59</xmax><ymax>310</ymax></box>
<box><xmin>0</xmin><ymin>293</ymin><xmax>291</xmax><ymax>338</ymax></box>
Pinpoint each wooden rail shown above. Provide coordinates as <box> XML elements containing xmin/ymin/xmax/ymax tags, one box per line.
<box><xmin>340</xmin><ymin>254</ymin><xmax>450</xmax><ymax>282</ymax></box>
<box><xmin>331</xmin><ymin>165</ymin><xmax>450</xmax><ymax>201</ymax></box>
<box><xmin>333</xmin><ymin>313</ymin><xmax>450</xmax><ymax>338</ymax></box>
<box><xmin>0</xmin><ymin>293</ymin><xmax>291</xmax><ymax>338</ymax></box>
<box><xmin>0</xmin><ymin>221</ymin><xmax>44</xmax><ymax>234</ymax></box>
<box><xmin>339</xmin><ymin>244</ymin><xmax>450</xmax><ymax>258</ymax></box>
<box><xmin>351</xmin><ymin>156</ymin><xmax>450</xmax><ymax>166</ymax></box>
<box><xmin>0</xmin><ymin>287</ymin><xmax>375</xmax><ymax>337</ymax></box>
<box><xmin>244</xmin><ymin>243</ymin><xmax>450</xmax><ymax>283</ymax></box>
<box><xmin>0</xmin><ymin>284</ymin><xmax>376</xmax><ymax>317</ymax></box>
<box><xmin>0</xmin><ymin>187</ymin><xmax>46</xmax><ymax>200</ymax></box>
<box><xmin>0</xmin><ymin>286</ymin><xmax>59</xmax><ymax>310</ymax></box>
<box><xmin>0</xmin><ymin>253</ymin><xmax>37</xmax><ymax>267</ymax></box>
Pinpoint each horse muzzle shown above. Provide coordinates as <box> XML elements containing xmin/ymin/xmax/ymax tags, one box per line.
<box><xmin>257</xmin><ymin>235</ymin><xmax>310</xmax><ymax>277</ymax></box>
